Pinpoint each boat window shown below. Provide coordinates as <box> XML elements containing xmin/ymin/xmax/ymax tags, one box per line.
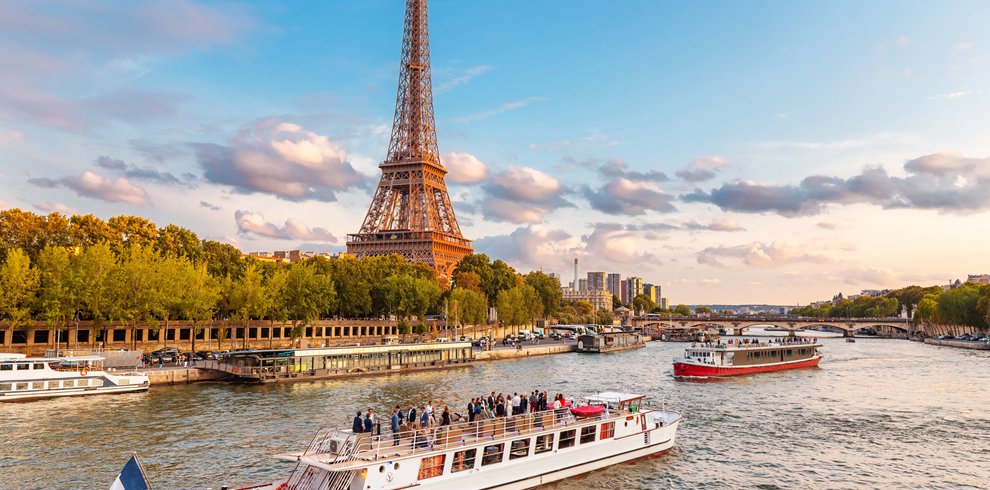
<box><xmin>0</xmin><ymin>383</ymin><xmax>11</xmax><ymax>391</ymax></box>
<box><xmin>16</xmin><ymin>363</ymin><xmax>28</xmax><ymax>370</ymax></box>
<box><xmin>15</xmin><ymin>382</ymin><xmax>27</xmax><ymax>390</ymax></box>
<box><xmin>481</xmin><ymin>443</ymin><xmax>504</xmax><ymax>466</ymax></box>
<box><xmin>0</xmin><ymin>364</ymin><xmax>10</xmax><ymax>371</ymax></box>
<box><xmin>534</xmin><ymin>434</ymin><xmax>554</xmax><ymax>454</ymax></box>
<box><xmin>558</xmin><ymin>429</ymin><xmax>576</xmax><ymax>449</ymax></box>
<box><xmin>509</xmin><ymin>438</ymin><xmax>530</xmax><ymax>459</ymax></box>
<box><xmin>580</xmin><ymin>426</ymin><xmax>596</xmax><ymax>444</ymax></box>
<box><xmin>786</xmin><ymin>350</ymin><xmax>793</xmax><ymax>356</ymax></box>
<box><xmin>417</xmin><ymin>454</ymin><xmax>446</xmax><ymax>480</ymax></box>
<box><xmin>753</xmin><ymin>352</ymin><xmax>761</xmax><ymax>359</ymax></box>
<box><xmin>600</xmin><ymin>422</ymin><xmax>615</xmax><ymax>439</ymax></box>
<box><xmin>33</xmin><ymin>363</ymin><xmax>45</xmax><ymax>370</ymax></box>
<box><xmin>451</xmin><ymin>449</ymin><xmax>476</xmax><ymax>473</ymax></box>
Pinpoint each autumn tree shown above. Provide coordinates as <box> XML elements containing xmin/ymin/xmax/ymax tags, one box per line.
<box><xmin>0</xmin><ymin>249</ymin><xmax>39</xmax><ymax>335</ymax></box>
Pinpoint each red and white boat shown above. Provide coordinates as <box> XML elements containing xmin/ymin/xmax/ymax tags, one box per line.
<box><xmin>672</xmin><ymin>339</ymin><xmax>823</xmax><ymax>377</ymax></box>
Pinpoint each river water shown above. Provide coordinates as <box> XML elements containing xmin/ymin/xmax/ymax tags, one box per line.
<box><xmin>2</xmin><ymin>337</ymin><xmax>989</xmax><ymax>489</ymax></box>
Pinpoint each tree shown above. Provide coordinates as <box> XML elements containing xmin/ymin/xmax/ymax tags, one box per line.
<box><xmin>612</xmin><ymin>295</ymin><xmax>622</xmax><ymax>310</ymax></box>
<box><xmin>673</xmin><ymin>304</ymin><xmax>692</xmax><ymax>316</ymax></box>
<box><xmin>178</xmin><ymin>262</ymin><xmax>221</xmax><ymax>353</ymax></box>
<box><xmin>36</xmin><ymin>245</ymin><xmax>75</xmax><ymax>349</ymax></box>
<box><xmin>107</xmin><ymin>215</ymin><xmax>158</xmax><ymax>253</ymax></box>
<box><xmin>0</xmin><ymin>209</ymin><xmax>46</xmax><ymax>262</ymax></box>
<box><xmin>69</xmin><ymin>214</ymin><xmax>114</xmax><ymax>248</ymax></box>
<box><xmin>281</xmin><ymin>262</ymin><xmax>336</xmax><ymax>340</ymax></box>
<box><xmin>330</xmin><ymin>255</ymin><xmax>372</xmax><ymax>318</ymax></box>
<box><xmin>453</xmin><ymin>271</ymin><xmax>482</xmax><ymax>294</ymax></box>
<box><xmin>384</xmin><ymin>274</ymin><xmax>441</xmax><ymax>323</ymax></box>
<box><xmin>450</xmin><ymin>288</ymin><xmax>487</xmax><ymax>336</ymax></box>
<box><xmin>0</xmin><ymin>249</ymin><xmax>39</xmax><ymax>335</ymax></box>
<box><xmin>524</xmin><ymin>271</ymin><xmax>562</xmax><ymax>318</ymax></box>
<box><xmin>112</xmin><ymin>245</ymin><xmax>166</xmax><ymax>350</ymax></box>
<box><xmin>156</xmin><ymin>224</ymin><xmax>204</xmax><ymax>263</ymax></box>
<box><xmin>914</xmin><ymin>294</ymin><xmax>940</xmax><ymax>325</ymax></box>
<box><xmin>229</xmin><ymin>262</ymin><xmax>272</xmax><ymax>347</ymax></box>
<box><xmin>202</xmin><ymin>240</ymin><xmax>247</xmax><ymax>280</ymax></box>
<box><xmin>695</xmin><ymin>306</ymin><xmax>713</xmax><ymax>315</ymax></box>
<box><xmin>937</xmin><ymin>284</ymin><xmax>983</xmax><ymax>327</ymax></box>
<box><xmin>632</xmin><ymin>294</ymin><xmax>657</xmax><ymax>314</ymax></box>
<box><xmin>71</xmin><ymin>243</ymin><xmax>117</xmax><ymax>342</ymax></box>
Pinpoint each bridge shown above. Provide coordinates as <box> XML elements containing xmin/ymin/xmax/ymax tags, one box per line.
<box><xmin>629</xmin><ymin>315</ymin><xmax>913</xmax><ymax>337</ymax></box>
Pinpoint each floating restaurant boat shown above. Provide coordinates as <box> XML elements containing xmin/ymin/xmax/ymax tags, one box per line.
<box><xmin>672</xmin><ymin>339</ymin><xmax>823</xmax><ymax>377</ymax></box>
<box><xmin>0</xmin><ymin>353</ymin><xmax>149</xmax><ymax>402</ymax></box>
<box><xmin>576</xmin><ymin>331</ymin><xmax>645</xmax><ymax>353</ymax></box>
<box><xmin>206</xmin><ymin>342</ymin><xmax>475</xmax><ymax>383</ymax></box>
<box><xmin>238</xmin><ymin>392</ymin><xmax>680</xmax><ymax>490</ymax></box>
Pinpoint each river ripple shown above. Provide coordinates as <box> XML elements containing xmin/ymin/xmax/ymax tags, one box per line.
<box><xmin>2</xmin><ymin>338</ymin><xmax>989</xmax><ymax>489</ymax></box>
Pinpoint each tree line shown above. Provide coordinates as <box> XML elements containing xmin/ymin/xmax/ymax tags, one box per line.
<box><xmin>0</xmin><ymin>210</ymin><xmax>590</xmax><ymax>346</ymax></box>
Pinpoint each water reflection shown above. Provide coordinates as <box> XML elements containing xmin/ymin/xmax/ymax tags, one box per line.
<box><xmin>1</xmin><ymin>339</ymin><xmax>988</xmax><ymax>488</ymax></box>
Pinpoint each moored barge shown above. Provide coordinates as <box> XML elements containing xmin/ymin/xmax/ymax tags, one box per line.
<box><xmin>207</xmin><ymin>342</ymin><xmax>475</xmax><ymax>383</ymax></box>
<box><xmin>576</xmin><ymin>331</ymin><xmax>645</xmax><ymax>353</ymax></box>
<box><xmin>672</xmin><ymin>339</ymin><xmax>823</xmax><ymax>377</ymax></box>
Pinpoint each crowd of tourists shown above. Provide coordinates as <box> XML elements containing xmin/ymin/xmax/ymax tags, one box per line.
<box><xmin>694</xmin><ymin>337</ymin><xmax>819</xmax><ymax>348</ymax></box>
<box><xmin>348</xmin><ymin>390</ymin><xmax>574</xmax><ymax>445</ymax></box>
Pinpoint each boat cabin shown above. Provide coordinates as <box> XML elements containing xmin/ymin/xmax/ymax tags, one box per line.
<box><xmin>583</xmin><ymin>392</ymin><xmax>645</xmax><ymax>412</ymax></box>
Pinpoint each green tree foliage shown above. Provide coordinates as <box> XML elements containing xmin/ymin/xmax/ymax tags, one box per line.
<box><xmin>384</xmin><ymin>273</ymin><xmax>441</xmax><ymax>322</ymax></box>
<box><xmin>72</xmin><ymin>243</ymin><xmax>117</xmax><ymax>326</ymax></box>
<box><xmin>453</xmin><ymin>271</ymin><xmax>482</xmax><ymax>294</ymax></box>
<box><xmin>454</xmin><ymin>254</ymin><xmax>517</xmax><ymax>304</ymax></box>
<box><xmin>178</xmin><ymin>262</ymin><xmax>222</xmax><ymax>352</ymax></box>
<box><xmin>450</xmin><ymin>288</ymin><xmax>487</xmax><ymax>327</ymax></box>
<box><xmin>281</xmin><ymin>259</ymin><xmax>337</xmax><ymax>338</ymax></box>
<box><xmin>673</xmin><ymin>304</ymin><xmax>692</xmax><ymax>316</ymax></box>
<box><xmin>0</xmin><ymin>249</ymin><xmax>39</xmax><ymax>329</ymax></box>
<box><xmin>935</xmin><ymin>283</ymin><xmax>983</xmax><ymax>328</ymax></box>
<box><xmin>35</xmin><ymin>245</ymin><xmax>75</xmax><ymax>332</ymax></box>
<box><xmin>632</xmin><ymin>294</ymin><xmax>657</xmax><ymax>314</ymax></box>
<box><xmin>496</xmin><ymin>284</ymin><xmax>542</xmax><ymax>331</ymax></box>
<box><xmin>612</xmin><ymin>295</ymin><xmax>622</xmax><ymax>310</ymax></box>
<box><xmin>695</xmin><ymin>305</ymin><xmax>714</xmax><ymax>315</ymax></box>
<box><xmin>524</xmin><ymin>271</ymin><xmax>562</xmax><ymax>318</ymax></box>
<box><xmin>914</xmin><ymin>294</ymin><xmax>941</xmax><ymax>324</ymax></box>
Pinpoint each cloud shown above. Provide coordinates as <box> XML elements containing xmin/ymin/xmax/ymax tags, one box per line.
<box><xmin>675</xmin><ymin>156</ymin><xmax>730</xmax><ymax>182</ymax></box>
<box><xmin>200</xmin><ymin>201</ymin><xmax>220</xmax><ymax>211</ymax></box>
<box><xmin>681</xmin><ymin>218</ymin><xmax>745</xmax><ymax>232</ymax></box>
<box><xmin>474</xmin><ymin>226</ymin><xmax>577</xmax><ymax>269</ymax></box>
<box><xmin>33</xmin><ymin>202</ymin><xmax>75</xmax><ymax>214</ymax></box>
<box><xmin>928</xmin><ymin>90</ymin><xmax>980</xmax><ymax>101</ymax></box>
<box><xmin>0</xmin><ymin>130</ymin><xmax>25</xmax><ymax>144</ymax></box>
<box><xmin>841</xmin><ymin>266</ymin><xmax>897</xmax><ymax>286</ymax></box>
<box><xmin>584</xmin><ymin>178</ymin><xmax>677</xmax><ymax>215</ymax></box>
<box><xmin>234</xmin><ymin>210</ymin><xmax>336</xmax><ymax>242</ymax></box>
<box><xmin>481</xmin><ymin>166</ymin><xmax>571</xmax><ymax>223</ymax></box>
<box><xmin>0</xmin><ymin>1</ymin><xmax>253</xmax><ymax>130</ymax></box>
<box><xmin>195</xmin><ymin>118</ymin><xmax>367</xmax><ymax>202</ymax></box>
<box><xmin>442</xmin><ymin>152</ymin><xmax>489</xmax><ymax>184</ymax></box>
<box><xmin>435</xmin><ymin>65</ymin><xmax>493</xmax><ymax>94</ymax></box>
<box><xmin>95</xmin><ymin>155</ymin><xmax>194</xmax><ymax>187</ymax></box>
<box><xmin>452</xmin><ymin>97</ymin><xmax>545</xmax><ymax>123</ymax></box>
<box><xmin>816</xmin><ymin>222</ymin><xmax>837</xmax><ymax>230</ymax></box>
<box><xmin>598</xmin><ymin>159</ymin><xmax>669</xmax><ymax>182</ymax></box>
<box><xmin>581</xmin><ymin>223</ymin><xmax>661</xmax><ymax>265</ymax></box>
<box><xmin>29</xmin><ymin>171</ymin><xmax>148</xmax><ymax>205</ymax></box>
<box><xmin>697</xmin><ymin>241</ymin><xmax>832</xmax><ymax>268</ymax></box>
<box><xmin>683</xmin><ymin>153</ymin><xmax>990</xmax><ymax>216</ymax></box>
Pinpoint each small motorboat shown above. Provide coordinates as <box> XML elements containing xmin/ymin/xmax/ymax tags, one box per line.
<box><xmin>570</xmin><ymin>404</ymin><xmax>605</xmax><ymax>417</ymax></box>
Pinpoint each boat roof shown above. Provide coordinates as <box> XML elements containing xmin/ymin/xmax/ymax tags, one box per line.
<box><xmin>584</xmin><ymin>392</ymin><xmax>644</xmax><ymax>404</ymax></box>
<box><xmin>0</xmin><ymin>355</ymin><xmax>104</xmax><ymax>362</ymax></box>
<box><xmin>688</xmin><ymin>342</ymin><xmax>822</xmax><ymax>352</ymax></box>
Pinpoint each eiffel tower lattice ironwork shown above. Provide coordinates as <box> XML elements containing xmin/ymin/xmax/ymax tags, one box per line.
<box><xmin>346</xmin><ymin>0</ymin><xmax>472</xmax><ymax>281</ymax></box>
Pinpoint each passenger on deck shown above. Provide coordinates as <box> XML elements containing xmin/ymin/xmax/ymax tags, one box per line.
<box><xmin>363</xmin><ymin>410</ymin><xmax>375</xmax><ymax>435</ymax></box>
<box><xmin>352</xmin><ymin>411</ymin><xmax>363</xmax><ymax>433</ymax></box>
<box><xmin>441</xmin><ymin>406</ymin><xmax>451</xmax><ymax>426</ymax></box>
<box><xmin>391</xmin><ymin>407</ymin><xmax>401</xmax><ymax>446</ymax></box>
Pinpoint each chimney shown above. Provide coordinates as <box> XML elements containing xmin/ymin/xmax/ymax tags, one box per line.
<box><xmin>573</xmin><ymin>258</ymin><xmax>578</xmax><ymax>290</ymax></box>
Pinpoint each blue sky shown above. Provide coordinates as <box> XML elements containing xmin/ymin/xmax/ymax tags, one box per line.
<box><xmin>2</xmin><ymin>0</ymin><xmax>989</xmax><ymax>304</ymax></box>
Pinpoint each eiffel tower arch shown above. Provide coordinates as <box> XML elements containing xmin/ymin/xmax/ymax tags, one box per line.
<box><xmin>346</xmin><ymin>0</ymin><xmax>473</xmax><ymax>281</ymax></box>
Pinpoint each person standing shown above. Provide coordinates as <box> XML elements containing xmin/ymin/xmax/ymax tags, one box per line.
<box><xmin>487</xmin><ymin>391</ymin><xmax>495</xmax><ymax>410</ymax></box>
<box><xmin>426</xmin><ymin>401</ymin><xmax>435</xmax><ymax>425</ymax></box>
<box><xmin>467</xmin><ymin>399</ymin><xmax>476</xmax><ymax>422</ymax></box>
<box><xmin>441</xmin><ymin>406</ymin><xmax>451</xmax><ymax>426</ymax></box>
<box><xmin>391</xmin><ymin>407</ymin><xmax>401</xmax><ymax>446</ymax></box>
<box><xmin>407</xmin><ymin>404</ymin><xmax>417</xmax><ymax>427</ymax></box>
<box><xmin>352</xmin><ymin>410</ymin><xmax>364</xmax><ymax>433</ymax></box>
<box><xmin>363</xmin><ymin>409</ymin><xmax>375</xmax><ymax>435</ymax></box>
<box><xmin>419</xmin><ymin>406</ymin><xmax>430</xmax><ymax>428</ymax></box>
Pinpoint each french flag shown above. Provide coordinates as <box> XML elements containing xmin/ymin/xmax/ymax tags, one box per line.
<box><xmin>109</xmin><ymin>454</ymin><xmax>151</xmax><ymax>490</ymax></box>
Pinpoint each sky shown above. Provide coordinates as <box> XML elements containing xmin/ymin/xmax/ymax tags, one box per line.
<box><xmin>1</xmin><ymin>0</ymin><xmax>989</xmax><ymax>305</ymax></box>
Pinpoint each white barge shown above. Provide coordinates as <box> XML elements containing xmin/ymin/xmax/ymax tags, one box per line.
<box><xmin>0</xmin><ymin>353</ymin><xmax>149</xmax><ymax>402</ymax></box>
<box><xmin>247</xmin><ymin>392</ymin><xmax>680</xmax><ymax>490</ymax></box>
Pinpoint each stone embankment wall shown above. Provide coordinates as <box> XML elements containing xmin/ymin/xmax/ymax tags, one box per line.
<box><xmin>475</xmin><ymin>343</ymin><xmax>576</xmax><ymax>361</ymax></box>
<box><xmin>145</xmin><ymin>367</ymin><xmax>228</xmax><ymax>386</ymax></box>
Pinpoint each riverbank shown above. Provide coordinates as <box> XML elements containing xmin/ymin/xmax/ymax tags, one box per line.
<box><xmin>476</xmin><ymin>343</ymin><xmax>576</xmax><ymax>360</ymax></box>
<box><xmin>145</xmin><ymin>366</ymin><xmax>228</xmax><ymax>386</ymax></box>
<box><xmin>923</xmin><ymin>338</ymin><xmax>990</xmax><ymax>350</ymax></box>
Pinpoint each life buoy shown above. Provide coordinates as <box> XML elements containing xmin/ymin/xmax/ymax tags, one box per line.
<box><xmin>80</xmin><ymin>368</ymin><xmax>88</xmax><ymax>377</ymax></box>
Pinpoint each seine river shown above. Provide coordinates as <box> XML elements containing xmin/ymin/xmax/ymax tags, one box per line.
<box><xmin>2</xmin><ymin>337</ymin><xmax>989</xmax><ymax>489</ymax></box>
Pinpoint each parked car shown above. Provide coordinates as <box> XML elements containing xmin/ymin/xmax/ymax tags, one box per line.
<box><xmin>195</xmin><ymin>350</ymin><xmax>218</xmax><ymax>360</ymax></box>
<box><xmin>550</xmin><ymin>333</ymin><xmax>562</xmax><ymax>341</ymax></box>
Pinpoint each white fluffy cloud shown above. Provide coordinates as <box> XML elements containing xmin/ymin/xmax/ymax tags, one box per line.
<box><xmin>195</xmin><ymin>118</ymin><xmax>366</xmax><ymax>202</ymax></box>
<box><xmin>697</xmin><ymin>241</ymin><xmax>832</xmax><ymax>268</ymax></box>
<box><xmin>234</xmin><ymin>210</ymin><xmax>336</xmax><ymax>242</ymax></box>
<box><xmin>481</xmin><ymin>166</ymin><xmax>570</xmax><ymax>223</ymax></box>
<box><xmin>442</xmin><ymin>151</ymin><xmax>490</xmax><ymax>184</ymax></box>
<box><xmin>29</xmin><ymin>171</ymin><xmax>149</xmax><ymax>205</ymax></box>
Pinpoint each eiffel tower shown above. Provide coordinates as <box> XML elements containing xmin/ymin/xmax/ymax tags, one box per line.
<box><xmin>346</xmin><ymin>0</ymin><xmax>473</xmax><ymax>281</ymax></box>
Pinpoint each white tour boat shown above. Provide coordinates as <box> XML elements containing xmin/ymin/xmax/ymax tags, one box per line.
<box><xmin>0</xmin><ymin>353</ymin><xmax>149</xmax><ymax>402</ymax></box>
<box><xmin>244</xmin><ymin>392</ymin><xmax>681</xmax><ymax>490</ymax></box>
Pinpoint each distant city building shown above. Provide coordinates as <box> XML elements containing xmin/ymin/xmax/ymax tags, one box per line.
<box><xmin>587</xmin><ymin>272</ymin><xmax>606</xmax><ymax>291</ymax></box>
<box><xmin>247</xmin><ymin>250</ymin><xmax>335</xmax><ymax>263</ymax></box>
<box><xmin>860</xmin><ymin>289</ymin><xmax>890</xmax><ymax>298</ymax></box>
<box><xmin>548</xmin><ymin>272</ymin><xmax>560</xmax><ymax>282</ymax></box>
<box><xmin>578</xmin><ymin>278</ymin><xmax>588</xmax><ymax>291</ymax></box>
<box><xmin>625</xmin><ymin>277</ymin><xmax>643</xmax><ymax>302</ymax></box>
<box><xmin>644</xmin><ymin>283</ymin><xmax>660</xmax><ymax>304</ymax></box>
<box><xmin>620</xmin><ymin>282</ymin><xmax>629</xmax><ymax>304</ymax></box>
<box><xmin>660</xmin><ymin>297</ymin><xmax>668</xmax><ymax>309</ymax></box>
<box><xmin>968</xmin><ymin>274</ymin><xmax>990</xmax><ymax>284</ymax></box>
<box><xmin>606</xmin><ymin>273</ymin><xmax>622</xmax><ymax>298</ymax></box>
<box><xmin>562</xmin><ymin>288</ymin><xmax>612</xmax><ymax>312</ymax></box>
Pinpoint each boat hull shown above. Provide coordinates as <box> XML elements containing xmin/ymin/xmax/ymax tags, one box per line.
<box><xmin>673</xmin><ymin>355</ymin><xmax>822</xmax><ymax>377</ymax></box>
<box><xmin>0</xmin><ymin>383</ymin><xmax>149</xmax><ymax>402</ymax></box>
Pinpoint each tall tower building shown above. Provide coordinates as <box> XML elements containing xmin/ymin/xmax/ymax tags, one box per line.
<box><xmin>606</xmin><ymin>273</ymin><xmax>622</xmax><ymax>298</ymax></box>
<box><xmin>625</xmin><ymin>277</ymin><xmax>644</xmax><ymax>301</ymax></box>
<box><xmin>587</xmin><ymin>272</ymin><xmax>606</xmax><ymax>291</ymax></box>
<box><xmin>346</xmin><ymin>0</ymin><xmax>472</xmax><ymax>281</ymax></box>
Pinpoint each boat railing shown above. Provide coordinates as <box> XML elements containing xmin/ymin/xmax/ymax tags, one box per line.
<box><xmin>326</xmin><ymin>407</ymin><xmax>627</xmax><ymax>462</ymax></box>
